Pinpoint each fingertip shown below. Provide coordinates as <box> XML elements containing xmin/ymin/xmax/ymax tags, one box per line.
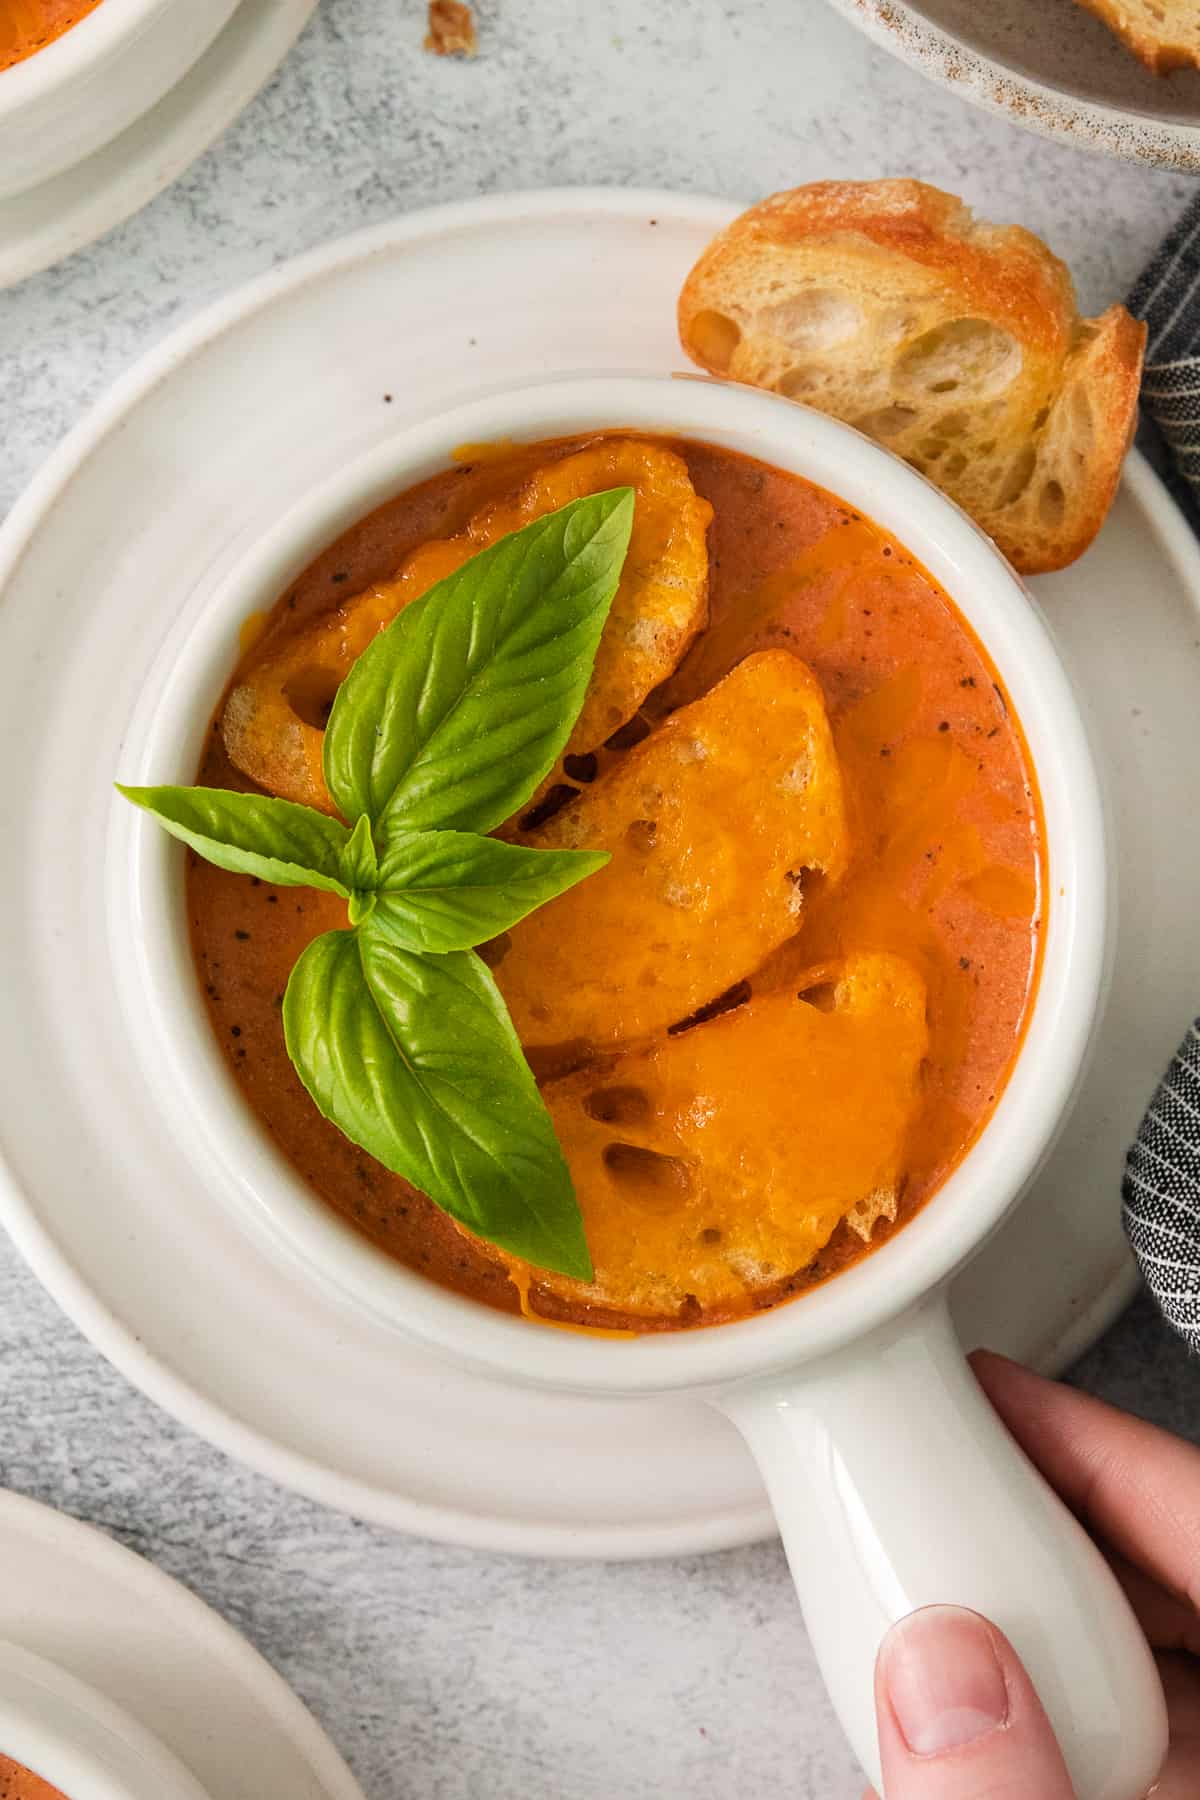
<box><xmin>874</xmin><ymin>1606</ymin><xmax>1075</xmax><ymax>1798</ymax></box>
<box><xmin>877</xmin><ymin>1605</ymin><xmax>1009</xmax><ymax>1756</ymax></box>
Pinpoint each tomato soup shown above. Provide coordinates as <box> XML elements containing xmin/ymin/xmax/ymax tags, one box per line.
<box><xmin>0</xmin><ymin>1755</ymin><xmax>68</xmax><ymax>1800</ymax></box>
<box><xmin>187</xmin><ymin>435</ymin><xmax>1044</xmax><ymax>1331</ymax></box>
<box><xmin>0</xmin><ymin>1</ymin><xmax>102</xmax><ymax>70</ymax></box>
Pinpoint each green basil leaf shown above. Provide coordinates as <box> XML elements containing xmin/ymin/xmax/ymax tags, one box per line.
<box><xmin>369</xmin><ymin>829</ymin><xmax>609</xmax><ymax>954</ymax></box>
<box><xmin>117</xmin><ymin>784</ymin><xmax>352</xmax><ymax>896</ymax></box>
<box><xmin>340</xmin><ymin>813</ymin><xmax>378</xmax><ymax>890</ymax></box>
<box><xmin>322</xmin><ymin>487</ymin><xmax>635</xmax><ymax>840</ymax></box>
<box><xmin>283</xmin><ymin>925</ymin><xmax>591</xmax><ymax>1279</ymax></box>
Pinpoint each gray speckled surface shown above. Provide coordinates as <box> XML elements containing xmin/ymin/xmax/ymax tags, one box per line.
<box><xmin>1</xmin><ymin>4</ymin><xmax>1199</xmax><ymax>1797</ymax></box>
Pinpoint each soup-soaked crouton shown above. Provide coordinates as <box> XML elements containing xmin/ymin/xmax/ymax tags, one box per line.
<box><xmin>221</xmin><ymin>439</ymin><xmax>712</xmax><ymax>814</ymax></box>
<box><xmin>496</xmin><ymin>952</ymin><xmax>927</xmax><ymax>1320</ymax></box>
<box><xmin>495</xmin><ymin>649</ymin><xmax>848</xmax><ymax>1050</ymax></box>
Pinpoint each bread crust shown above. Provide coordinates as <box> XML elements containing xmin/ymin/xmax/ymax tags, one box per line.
<box><xmin>1072</xmin><ymin>0</ymin><xmax>1200</xmax><ymax>74</ymax></box>
<box><xmin>678</xmin><ymin>180</ymin><xmax>1146</xmax><ymax>574</ymax></box>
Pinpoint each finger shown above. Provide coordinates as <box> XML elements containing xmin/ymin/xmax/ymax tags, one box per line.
<box><xmin>875</xmin><ymin>1604</ymin><xmax>1074</xmax><ymax>1799</ymax></box>
<box><xmin>1107</xmin><ymin>1548</ymin><xmax>1200</xmax><ymax>1657</ymax></box>
<box><xmin>1146</xmin><ymin>1652</ymin><xmax>1200</xmax><ymax>1799</ymax></box>
<box><xmin>971</xmin><ymin>1350</ymin><xmax>1200</xmax><ymax>1611</ymax></box>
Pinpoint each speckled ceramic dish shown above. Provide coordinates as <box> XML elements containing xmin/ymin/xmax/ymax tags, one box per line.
<box><xmin>827</xmin><ymin>0</ymin><xmax>1200</xmax><ymax>168</ymax></box>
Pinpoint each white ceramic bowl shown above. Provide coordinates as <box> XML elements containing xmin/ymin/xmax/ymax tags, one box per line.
<box><xmin>826</xmin><ymin>0</ymin><xmax>1200</xmax><ymax>168</ymax></box>
<box><xmin>0</xmin><ymin>0</ymin><xmax>240</xmax><ymax>200</ymax></box>
<box><xmin>111</xmin><ymin>372</ymin><xmax>1166</xmax><ymax>1798</ymax></box>
<box><xmin>0</xmin><ymin>1641</ymin><xmax>211</xmax><ymax>1800</ymax></box>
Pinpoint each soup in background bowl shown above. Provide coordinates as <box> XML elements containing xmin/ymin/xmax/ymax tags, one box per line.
<box><xmin>0</xmin><ymin>1</ymin><xmax>102</xmax><ymax>71</ymax></box>
<box><xmin>185</xmin><ymin>430</ymin><xmax>1045</xmax><ymax>1334</ymax></box>
<box><xmin>0</xmin><ymin>0</ymin><xmax>239</xmax><ymax>201</ymax></box>
<box><xmin>0</xmin><ymin>1753</ymin><xmax>68</xmax><ymax>1799</ymax></box>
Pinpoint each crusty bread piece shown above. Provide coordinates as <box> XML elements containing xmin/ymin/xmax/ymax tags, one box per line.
<box><xmin>223</xmin><ymin>438</ymin><xmax>711</xmax><ymax>814</ymax></box>
<box><xmin>678</xmin><ymin>181</ymin><xmax>1146</xmax><ymax>575</ymax></box>
<box><xmin>495</xmin><ymin>648</ymin><xmax>848</xmax><ymax>1052</ymax></box>
<box><xmin>495</xmin><ymin>951</ymin><xmax>928</xmax><ymax>1319</ymax></box>
<box><xmin>425</xmin><ymin>0</ymin><xmax>477</xmax><ymax>56</ymax></box>
<box><xmin>1073</xmin><ymin>0</ymin><xmax>1200</xmax><ymax>73</ymax></box>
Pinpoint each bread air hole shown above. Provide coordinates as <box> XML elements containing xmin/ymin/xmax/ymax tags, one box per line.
<box><xmin>1039</xmin><ymin>480</ymin><xmax>1066</xmax><ymax>528</ymax></box>
<box><xmin>998</xmin><ymin>443</ymin><xmax>1037</xmax><ymax>507</ymax></box>
<box><xmin>1069</xmin><ymin>384</ymin><xmax>1094</xmax><ymax>449</ymax></box>
<box><xmin>585</xmin><ymin>1084</ymin><xmax>653</xmax><ymax>1126</ymax></box>
<box><xmin>602</xmin><ymin>1142</ymin><xmax>692</xmax><ymax>1207</ymax></box>
<box><xmin>758</xmin><ymin>289</ymin><xmax>864</xmax><ymax>350</ymax></box>
<box><xmin>797</xmin><ymin>980</ymin><xmax>837</xmax><ymax>1013</ymax></box>
<box><xmin>896</xmin><ymin>318</ymin><xmax>1021</xmax><ymax>400</ymax></box>
<box><xmin>854</xmin><ymin>404</ymin><xmax>919</xmax><ymax>438</ymax></box>
<box><xmin>777</xmin><ymin>366</ymin><xmax>821</xmax><ymax>399</ymax></box>
<box><xmin>690</xmin><ymin>309</ymin><xmax>742</xmax><ymax>372</ymax></box>
<box><xmin>283</xmin><ymin>666</ymin><xmax>341</xmax><ymax>729</ymax></box>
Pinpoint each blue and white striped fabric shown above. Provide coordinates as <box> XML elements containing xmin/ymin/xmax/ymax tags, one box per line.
<box><xmin>1124</xmin><ymin>1025</ymin><xmax>1200</xmax><ymax>1352</ymax></box>
<box><xmin>1121</xmin><ymin>196</ymin><xmax>1200</xmax><ymax>1353</ymax></box>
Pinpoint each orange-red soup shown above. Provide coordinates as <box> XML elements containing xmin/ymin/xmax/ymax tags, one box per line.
<box><xmin>0</xmin><ymin>1</ymin><xmax>102</xmax><ymax>70</ymax></box>
<box><xmin>0</xmin><ymin>1755</ymin><xmax>68</xmax><ymax>1800</ymax></box>
<box><xmin>187</xmin><ymin>436</ymin><xmax>1045</xmax><ymax>1331</ymax></box>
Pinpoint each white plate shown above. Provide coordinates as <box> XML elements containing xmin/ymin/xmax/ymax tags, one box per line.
<box><xmin>0</xmin><ymin>0</ymin><xmax>316</xmax><ymax>290</ymax></box>
<box><xmin>0</xmin><ymin>1487</ymin><xmax>363</xmax><ymax>1799</ymax></box>
<box><xmin>827</xmin><ymin>0</ymin><xmax>1200</xmax><ymax>169</ymax></box>
<box><xmin>0</xmin><ymin>189</ymin><xmax>1196</xmax><ymax>1559</ymax></box>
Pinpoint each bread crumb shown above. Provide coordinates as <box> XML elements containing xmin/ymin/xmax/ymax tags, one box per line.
<box><xmin>425</xmin><ymin>0</ymin><xmax>477</xmax><ymax>56</ymax></box>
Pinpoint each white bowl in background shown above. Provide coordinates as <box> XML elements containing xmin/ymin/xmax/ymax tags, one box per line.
<box><xmin>826</xmin><ymin>0</ymin><xmax>1200</xmax><ymax>169</ymax></box>
<box><xmin>0</xmin><ymin>0</ymin><xmax>240</xmax><ymax>200</ymax></box>
<box><xmin>0</xmin><ymin>1641</ymin><xmax>211</xmax><ymax>1800</ymax></box>
<box><xmin>111</xmin><ymin>369</ymin><xmax>1166</xmax><ymax>1799</ymax></box>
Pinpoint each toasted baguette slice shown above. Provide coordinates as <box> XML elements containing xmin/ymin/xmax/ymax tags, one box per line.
<box><xmin>1074</xmin><ymin>0</ymin><xmax>1200</xmax><ymax>72</ymax></box>
<box><xmin>495</xmin><ymin>952</ymin><xmax>928</xmax><ymax>1319</ymax></box>
<box><xmin>223</xmin><ymin>438</ymin><xmax>711</xmax><ymax>814</ymax></box>
<box><xmin>495</xmin><ymin>648</ymin><xmax>848</xmax><ymax>1052</ymax></box>
<box><xmin>678</xmin><ymin>181</ymin><xmax>1146</xmax><ymax>574</ymax></box>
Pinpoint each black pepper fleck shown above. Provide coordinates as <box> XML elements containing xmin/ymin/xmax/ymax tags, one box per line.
<box><xmin>234</xmin><ymin>929</ymin><xmax>251</xmax><ymax>941</ymax></box>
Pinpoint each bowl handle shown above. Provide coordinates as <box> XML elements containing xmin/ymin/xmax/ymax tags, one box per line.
<box><xmin>714</xmin><ymin>1292</ymin><xmax>1166</xmax><ymax>1798</ymax></box>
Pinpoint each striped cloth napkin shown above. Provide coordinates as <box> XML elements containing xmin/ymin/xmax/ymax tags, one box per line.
<box><xmin>1121</xmin><ymin>196</ymin><xmax>1200</xmax><ymax>1354</ymax></box>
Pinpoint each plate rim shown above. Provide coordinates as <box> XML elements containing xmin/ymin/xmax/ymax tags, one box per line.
<box><xmin>0</xmin><ymin>0</ymin><xmax>318</xmax><ymax>291</ymax></box>
<box><xmin>824</xmin><ymin>0</ymin><xmax>1200</xmax><ymax>171</ymax></box>
<box><xmin>0</xmin><ymin>187</ymin><xmax>1183</xmax><ymax>1559</ymax></box>
<box><xmin>0</xmin><ymin>1487</ymin><xmax>365</xmax><ymax>1800</ymax></box>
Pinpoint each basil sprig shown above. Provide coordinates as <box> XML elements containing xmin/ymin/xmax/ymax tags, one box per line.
<box><xmin>119</xmin><ymin>487</ymin><xmax>636</xmax><ymax>1278</ymax></box>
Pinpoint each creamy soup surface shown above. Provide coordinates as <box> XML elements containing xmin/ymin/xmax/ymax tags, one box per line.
<box><xmin>188</xmin><ymin>434</ymin><xmax>1045</xmax><ymax>1332</ymax></box>
<box><xmin>0</xmin><ymin>1754</ymin><xmax>69</xmax><ymax>1800</ymax></box>
<box><xmin>0</xmin><ymin>1</ymin><xmax>103</xmax><ymax>70</ymax></box>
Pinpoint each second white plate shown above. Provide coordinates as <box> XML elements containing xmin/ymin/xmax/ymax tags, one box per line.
<box><xmin>0</xmin><ymin>1488</ymin><xmax>363</xmax><ymax>1799</ymax></box>
<box><xmin>0</xmin><ymin>190</ymin><xmax>1196</xmax><ymax>1556</ymax></box>
<box><xmin>0</xmin><ymin>0</ymin><xmax>316</xmax><ymax>289</ymax></box>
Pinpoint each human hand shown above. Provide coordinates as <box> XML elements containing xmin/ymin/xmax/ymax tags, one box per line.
<box><xmin>863</xmin><ymin>1349</ymin><xmax>1200</xmax><ymax>1798</ymax></box>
